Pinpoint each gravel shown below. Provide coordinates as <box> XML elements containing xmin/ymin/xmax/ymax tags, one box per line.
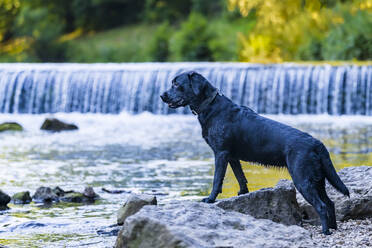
<box><xmin>304</xmin><ymin>218</ymin><xmax>372</xmax><ymax>248</ymax></box>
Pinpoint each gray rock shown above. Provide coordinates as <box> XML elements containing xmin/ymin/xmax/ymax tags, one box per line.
<box><xmin>32</xmin><ymin>187</ymin><xmax>58</xmax><ymax>203</ymax></box>
<box><xmin>0</xmin><ymin>190</ymin><xmax>11</xmax><ymax>210</ymax></box>
<box><xmin>40</xmin><ymin>118</ymin><xmax>78</xmax><ymax>132</ymax></box>
<box><xmin>52</xmin><ymin>186</ymin><xmax>65</xmax><ymax>197</ymax></box>
<box><xmin>83</xmin><ymin>186</ymin><xmax>99</xmax><ymax>199</ymax></box>
<box><xmin>117</xmin><ymin>193</ymin><xmax>157</xmax><ymax>225</ymax></box>
<box><xmin>0</xmin><ymin>122</ymin><xmax>23</xmax><ymax>132</ymax></box>
<box><xmin>115</xmin><ymin>201</ymin><xmax>314</xmax><ymax>248</ymax></box>
<box><xmin>215</xmin><ymin>179</ymin><xmax>302</xmax><ymax>225</ymax></box>
<box><xmin>297</xmin><ymin>166</ymin><xmax>372</xmax><ymax>225</ymax></box>
<box><xmin>60</xmin><ymin>192</ymin><xmax>92</xmax><ymax>203</ymax></box>
<box><xmin>12</xmin><ymin>191</ymin><xmax>32</xmax><ymax>204</ymax></box>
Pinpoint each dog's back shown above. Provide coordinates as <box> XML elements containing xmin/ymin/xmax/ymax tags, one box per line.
<box><xmin>200</xmin><ymin>94</ymin><xmax>319</xmax><ymax>167</ymax></box>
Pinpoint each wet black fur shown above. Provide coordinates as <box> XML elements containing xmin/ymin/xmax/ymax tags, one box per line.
<box><xmin>160</xmin><ymin>71</ymin><xmax>350</xmax><ymax>235</ymax></box>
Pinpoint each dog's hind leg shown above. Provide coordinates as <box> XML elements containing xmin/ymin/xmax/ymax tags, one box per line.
<box><xmin>296</xmin><ymin>182</ymin><xmax>331</xmax><ymax>235</ymax></box>
<box><xmin>202</xmin><ymin>151</ymin><xmax>229</xmax><ymax>203</ymax></box>
<box><xmin>229</xmin><ymin>160</ymin><xmax>249</xmax><ymax>195</ymax></box>
<box><xmin>318</xmin><ymin>180</ymin><xmax>337</xmax><ymax>230</ymax></box>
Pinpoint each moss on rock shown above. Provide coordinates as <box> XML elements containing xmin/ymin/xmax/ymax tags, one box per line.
<box><xmin>0</xmin><ymin>122</ymin><xmax>23</xmax><ymax>132</ymax></box>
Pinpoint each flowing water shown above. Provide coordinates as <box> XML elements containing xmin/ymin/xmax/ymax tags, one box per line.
<box><xmin>0</xmin><ymin>63</ymin><xmax>371</xmax><ymax>115</ymax></box>
<box><xmin>0</xmin><ymin>63</ymin><xmax>371</xmax><ymax>247</ymax></box>
<box><xmin>0</xmin><ymin>113</ymin><xmax>371</xmax><ymax>247</ymax></box>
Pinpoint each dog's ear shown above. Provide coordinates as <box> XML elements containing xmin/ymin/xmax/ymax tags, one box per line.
<box><xmin>188</xmin><ymin>71</ymin><xmax>207</xmax><ymax>96</ymax></box>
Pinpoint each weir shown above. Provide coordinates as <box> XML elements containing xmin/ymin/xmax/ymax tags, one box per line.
<box><xmin>0</xmin><ymin>63</ymin><xmax>371</xmax><ymax>115</ymax></box>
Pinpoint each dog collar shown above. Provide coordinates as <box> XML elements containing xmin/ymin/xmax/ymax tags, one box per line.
<box><xmin>191</xmin><ymin>89</ymin><xmax>219</xmax><ymax>115</ymax></box>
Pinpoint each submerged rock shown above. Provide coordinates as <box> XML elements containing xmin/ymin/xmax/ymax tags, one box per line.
<box><xmin>115</xmin><ymin>201</ymin><xmax>314</xmax><ymax>248</ymax></box>
<box><xmin>0</xmin><ymin>190</ymin><xmax>11</xmax><ymax>210</ymax></box>
<box><xmin>97</xmin><ymin>224</ymin><xmax>121</xmax><ymax>237</ymax></box>
<box><xmin>40</xmin><ymin>118</ymin><xmax>78</xmax><ymax>132</ymax></box>
<box><xmin>52</xmin><ymin>186</ymin><xmax>66</xmax><ymax>197</ymax></box>
<box><xmin>32</xmin><ymin>187</ymin><xmax>59</xmax><ymax>203</ymax></box>
<box><xmin>0</xmin><ymin>122</ymin><xmax>23</xmax><ymax>132</ymax></box>
<box><xmin>12</xmin><ymin>191</ymin><xmax>32</xmax><ymax>204</ymax></box>
<box><xmin>117</xmin><ymin>193</ymin><xmax>157</xmax><ymax>225</ymax></box>
<box><xmin>83</xmin><ymin>186</ymin><xmax>99</xmax><ymax>199</ymax></box>
<box><xmin>297</xmin><ymin>166</ymin><xmax>372</xmax><ymax>225</ymax></box>
<box><xmin>216</xmin><ymin>179</ymin><xmax>302</xmax><ymax>226</ymax></box>
<box><xmin>60</xmin><ymin>187</ymin><xmax>99</xmax><ymax>203</ymax></box>
<box><xmin>60</xmin><ymin>192</ymin><xmax>88</xmax><ymax>203</ymax></box>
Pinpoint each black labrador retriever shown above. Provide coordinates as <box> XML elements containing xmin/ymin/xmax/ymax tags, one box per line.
<box><xmin>160</xmin><ymin>71</ymin><xmax>350</xmax><ymax>235</ymax></box>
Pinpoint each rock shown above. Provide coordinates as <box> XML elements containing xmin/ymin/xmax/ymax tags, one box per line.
<box><xmin>215</xmin><ymin>179</ymin><xmax>302</xmax><ymax>225</ymax></box>
<box><xmin>12</xmin><ymin>191</ymin><xmax>32</xmax><ymax>204</ymax></box>
<box><xmin>60</xmin><ymin>192</ymin><xmax>88</xmax><ymax>203</ymax></box>
<box><xmin>32</xmin><ymin>187</ymin><xmax>59</xmax><ymax>203</ymax></box>
<box><xmin>297</xmin><ymin>166</ymin><xmax>372</xmax><ymax>225</ymax></box>
<box><xmin>0</xmin><ymin>122</ymin><xmax>23</xmax><ymax>132</ymax></box>
<box><xmin>40</xmin><ymin>118</ymin><xmax>78</xmax><ymax>132</ymax></box>
<box><xmin>117</xmin><ymin>193</ymin><xmax>157</xmax><ymax>225</ymax></box>
<box><xmin>97</xmin><ymin>224</ymin><xmax>121</xmax><ymax>237</ymax></box>
<box><xmin>59</xmin><ymin>187</ymin><xmax>98</xmax><ymax>203</ymax></box>
<box><xmin>83</xmin><ymin>186</ymin><xmax>99</xmax><ymax>199</ymax></box>
<box><xmin>0</xmin><ymin>190</ymin><xmax>11</xmax><ymax>210</ymax></box>
<box><xmin>115</xmin><ymin>201</ymin><xmax>314</xmax><ymax>248</ymax></box>
<box><xmin>52</xmin><ymin>186</ymin><xmax>65</xmax><ymax>197</ymax></box>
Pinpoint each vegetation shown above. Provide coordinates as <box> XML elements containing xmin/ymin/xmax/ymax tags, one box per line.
<box><xmin>229</xmin><ymin>0</ymin><xmax>372</xmax><ymax>62</ymax></box>
<box><xmin>0</xmin><ymin>0</ymin><xmax>371</xmax><ymax>62</ymax></box>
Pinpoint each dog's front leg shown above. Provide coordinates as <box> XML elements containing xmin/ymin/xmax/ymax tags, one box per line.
<box><xmin>202</xmin><ymin>151</ymin><xmax>229</xmax><ymax>203</ymax></box>
<box><xmin>229</xmin><ymin>159</ymin><xmax>249</xmax><ymax>195</ymax></box>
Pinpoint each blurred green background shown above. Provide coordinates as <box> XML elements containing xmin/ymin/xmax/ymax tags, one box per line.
<box><xmin>0</xmin><ymin>0</ymin><xmax>371</xmax><ymax>63</ymax></box>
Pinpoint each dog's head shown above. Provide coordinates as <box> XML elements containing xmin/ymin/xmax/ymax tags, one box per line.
<box><xmin>160</xmin><ymin>71</ymin><xmax>216</xmax><ymax>109</ymax></box>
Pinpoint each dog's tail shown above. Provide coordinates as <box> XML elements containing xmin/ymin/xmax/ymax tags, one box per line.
<box><xmin>318</xmin><ymin>144</ymin><xmax>350</xmax><ymax>197</ymax></box>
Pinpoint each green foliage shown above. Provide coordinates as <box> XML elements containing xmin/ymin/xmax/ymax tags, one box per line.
<box><xmin>321</xmin><ymin>10</ymin><xmax>372</xmax><ymax>60</ymax></box>
<box><xmin>72</xmin><ymin>0</ymin><xmax>146</xmax><ymax>31</ymax></box>
<box><xmin>144</xmin><ymin>0</ymin><xmax>191</xmax><ymax>22</ymax></box>
<box><xmin>14</xmin><ymin>4</ymin><xmax>66</xmax><ymax>61</ymax></box>
<box><xmin>230</xmin><ymin>0</ymin><xmax>372</xmax><ymax>62</ymax></box>
<box><xmin>66</xmin><ymin>24</ymin><xmax>155</xmax><ymax>62</ymax></box>
<box><xmin>170</xmin><ymin>13</ymin><xmax>214</xmax><ymax>61</ymax></box>
<box><xmin>1</xmin><ymin>0</ymin><xmax>371</xmax><ymax>62</ymax></box>
<box><xmin>0</xmin><ymin>0</ymin><xmax>20</xmax><ymax>42</ymax></box>
<box><xmin>191</xmin><ymin>0</ymin><xmax>224</xmax><ymax>16</ymax></box>
<box><xmin>147</xmin><ymin>22</ymin><xmax>172</xmax><ymax>62</ymax></box>
<box><xmin>208</xmin><ymin>17</ymin><xmax>255</xmax><ymax>61</ymax></box>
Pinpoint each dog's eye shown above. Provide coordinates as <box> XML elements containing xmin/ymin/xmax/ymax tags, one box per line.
<box><xmin>173</xmin><ymin>81</ymin><xmax>179</xmax><ymax>87</ymax></box>
<box><xmin>178</xmin><ymin>85</ymin><xmax>184</xmax><ymax>92</ymax></box>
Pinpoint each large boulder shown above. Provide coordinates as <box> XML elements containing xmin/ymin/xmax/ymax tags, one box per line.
<box><xmin>297</xmin><ymin>166</ymin><xmax>372</xmax><ymax>225</ymax></box>
<box><xmin>0</xmin><ymin>190</ymin><xmax>11</xmax><ymax>210</ymax></box>
<box><xmin>215</xmin><ymin>179</ymin><xmax>302</xmax><ymax>225</ymax></box>
<box><xmin>40</xmin><ymin>118</ymin><xmax>78</xmax><ymax>132</ymax></box>
<box><xmin>117</xmin><ymin>193</ymin><xmax>157</xmax><ymax>225</ymax></box>
<box><xmin>32</xmin><ymin>187</ymin><xmax>59</xmax><ymax>203</ymax></box>
<box><xmin>115</xmin><ymin>201</ymin><xmax>314</xmax><ymax>248</ymax></box>
<box><xmin>12</xmin><ymin>191</ymin><xmax>32</xmax><ymax>204</ymax></box>
<box><xmin>0</xmin><ymin>122</ymin><xmax>23</xmax><ymax>132</ymax></box>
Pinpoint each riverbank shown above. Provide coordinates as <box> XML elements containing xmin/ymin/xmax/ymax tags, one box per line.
<box><xmin>305</xmin><ymin>218</ymin><xmax>372</xmax><ymax>248</ymax></box>
<box><xmin>114</xmin><ymin>166</ymin><xmax>372</xmax><ymax>248</ymax></box>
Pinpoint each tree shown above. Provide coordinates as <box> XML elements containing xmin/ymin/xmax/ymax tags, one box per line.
<box><xmin>229</xmin><ymin>0</ymin><xmax>372</xmax><ymax>62</ymax></box>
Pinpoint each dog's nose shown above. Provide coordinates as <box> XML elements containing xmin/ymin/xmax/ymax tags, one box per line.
<box><xmin>160</xmin><ymin>92</ymin><xmax>168</xmax><ymax>102</ymax></box>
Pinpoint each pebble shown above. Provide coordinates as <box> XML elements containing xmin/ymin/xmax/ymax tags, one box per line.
<box><xmin>304</xmin><ymin>217</ymin><xmax>372</xmax><ymax>248</ymax></box>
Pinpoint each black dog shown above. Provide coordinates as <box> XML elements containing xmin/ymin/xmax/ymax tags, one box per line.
<box><xmin>160</xmin><ymin>71</ymin><xmax>350</xmax><ymax>235</ymax></box>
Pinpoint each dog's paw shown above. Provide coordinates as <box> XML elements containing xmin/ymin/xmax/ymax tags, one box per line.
<box><xmin>238</xmin><ymin>189</ymin><xmax>249</xmax><ymax>195</ymax></box>
<box><xmin>201</xmin><ymin>197</ymin><xmax>215</xmax><ymax>203</ymax></box>
<box><xmin>322</xmin><ymin>230</ymin><xmax>332</xmax><ymax>235</ymax></box>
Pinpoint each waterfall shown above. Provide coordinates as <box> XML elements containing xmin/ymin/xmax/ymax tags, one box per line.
<box><xmin>0</xmin><ymin>63</ymin><xmax>371</xmax><ymax>115</ymax></box>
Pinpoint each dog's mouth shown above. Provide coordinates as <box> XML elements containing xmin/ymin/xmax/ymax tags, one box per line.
<box><xmin>168</xmin><ymin>99</ymin><xmax>185</xmax><ymax>108</ymax></box>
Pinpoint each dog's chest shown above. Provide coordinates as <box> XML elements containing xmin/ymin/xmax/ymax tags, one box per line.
<box><xmin>201</xmin><ymin>123</ymin><xmax>229</xmax><ymax>151</ymax></box>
